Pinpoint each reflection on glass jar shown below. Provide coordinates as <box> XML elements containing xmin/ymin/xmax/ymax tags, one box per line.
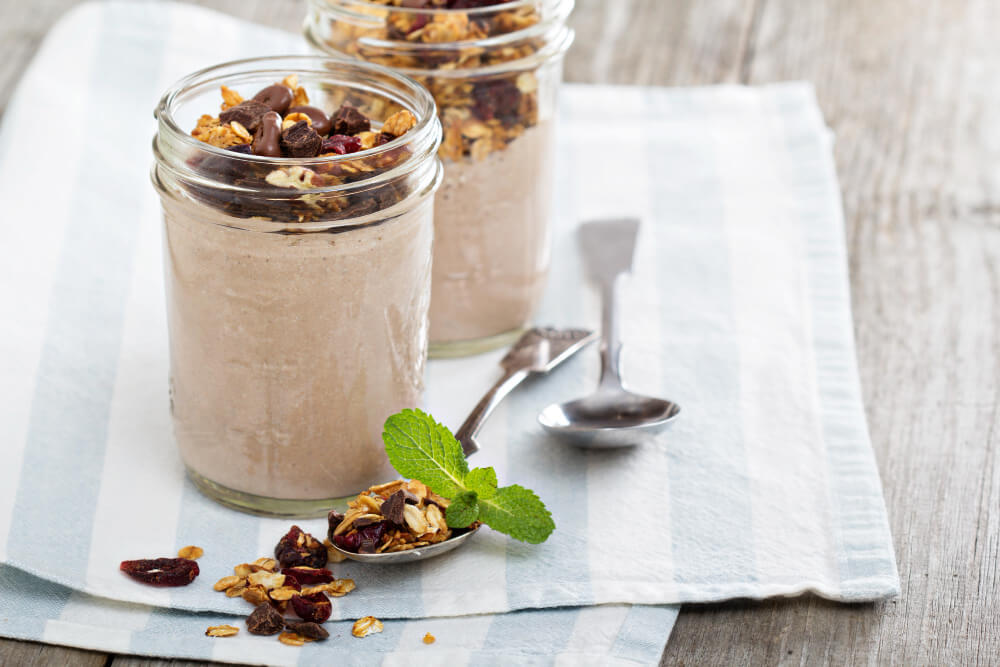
<box><xmin>305</xmin><ymin>0</ymin><xmax>575</xmax><ymax>356</ymax></box>
<box><xmin>152</xmin><ymin>56</ymin><xmax>442</xmax><ymax>516</ymax></box>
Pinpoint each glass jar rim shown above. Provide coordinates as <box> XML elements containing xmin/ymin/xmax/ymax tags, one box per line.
<box><xmin>304</xmin><ymin>0</ymin><xmax>575</xmax><ymax>76</ymax></box>
<box><xmin>154</xmin><ymin>54</ymin><xmax>440</xmax><ymax>184</ymax></box>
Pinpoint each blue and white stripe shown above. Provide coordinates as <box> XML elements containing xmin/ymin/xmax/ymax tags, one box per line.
<box><xmin>0</xmin><ymin>0</ymin><xmax>898</xmax><ymax>662</ymax></box>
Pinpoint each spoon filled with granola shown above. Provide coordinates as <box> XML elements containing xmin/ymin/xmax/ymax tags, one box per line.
<box><xmin>326</xmin><ymin>409</ymin><xmax>556</xmax><ymax>564</ymax></box>
<box><xmin>327</xmin><ymin>479</ymin><xmax>481</xmax><ymax>564</ymax></box>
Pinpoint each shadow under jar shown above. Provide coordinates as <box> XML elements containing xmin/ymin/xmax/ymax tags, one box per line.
<box><xmin>306</xmin><ymin>0</ymin><xmax>574</xmax><ymax>357</ymax></box>
<box><xmin>152</xmin><ymin>56</ymin><xmax>442</xmax><ymax>517</ymax></box>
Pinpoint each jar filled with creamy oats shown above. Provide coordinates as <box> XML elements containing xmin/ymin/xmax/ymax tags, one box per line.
<box><xmin>152</xmin><ymin>56</ymin><xmax>442</xmax><ymax>516</ymax></box>
<box><xmin>305</xmin><ymin>0</ymin><xmax>574</xmax><ymax>357</ymax></box>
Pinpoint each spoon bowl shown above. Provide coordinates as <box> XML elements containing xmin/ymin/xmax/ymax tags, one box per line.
<box><xmin>539</xmin><ymin>218</ymin><xmax>681</xmax><ymax>449</ymax></box>
<box><xmin>330</xmin><ymin>524</ymin><xmax>481</xmax><ymax>564</ymax></box>
<box><xmin>539</xmin><ymin>391</ymin><xmax>680</xmax><ymax>448</ymax></box>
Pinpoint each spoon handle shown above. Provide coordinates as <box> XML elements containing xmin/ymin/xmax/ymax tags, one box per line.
<box><xmin>455</xmin><ymin>367</ymin><xmax>531</xmax><ymax>456</ymax></box>
<box><xmin>598</xmin><ymin>276</ymin><xmax>626</xmax><ymax>392</ymax></box>
<box><xmin>578</xmin><ymin>218</ymin><xmax>640</xmax><ymax>393</ymax></box>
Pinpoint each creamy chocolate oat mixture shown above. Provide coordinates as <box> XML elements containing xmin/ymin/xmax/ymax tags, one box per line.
<box><xmin>161</xmin><ymin>76</ymin><xmax>433</xmax><ymax>500</ymax></box>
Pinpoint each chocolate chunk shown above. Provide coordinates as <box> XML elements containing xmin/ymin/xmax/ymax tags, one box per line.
<box><xmin>285</xmin><ymin>621</ymin><xmax>329</xmax><ymax>640</ymax></box>
<box><xmin>227</xmin><ymin>143</ymin><xmax>252</xmax><ymax>154</ymax></box>
<box><xmin>280</xmin><ymin>121</ymin><xmax>322</xmax><ymax>158</ymax></box>
<box><xmin>252</xmin><ymin>111</ymin><xmax>282</xmax><ymax>157</ymax></box>
<box><xmin>288</xmin><ymin>105</ymin><xmax>332</xmax><ymax>135</ymax></box>
<box><xmin>332</xmin><ymin>104</ymin><xmax>371</xmax><ymax>136</ymax></box>
<box><xmin>219</xmin><ymin>100</ymin><xmax>271</xmax><ymax>133</ymax></box>
<box><xmin>401</xmin><ymin>489</ymin><xmax>421</xmax><ymax>504</ymax></box>
<box><xmin>247</xmin><ymin>603</ymin><xmax>284</xmax><ymax>635</ymax></box>
<box><xmin>253</xmin><ymin>84</ymin><xmax>294</xmax><ymax>114</ymax></box>
<box><xmin>380</xmin><ymin>490</ymin><xmax>407</xmax><ymax>525</ymax></box>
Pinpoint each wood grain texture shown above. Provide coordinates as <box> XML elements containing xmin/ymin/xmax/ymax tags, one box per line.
<box><xmin>1</xmin><ymin>0</ymin><xmax>997</xmax><ymax>664</ymax></box>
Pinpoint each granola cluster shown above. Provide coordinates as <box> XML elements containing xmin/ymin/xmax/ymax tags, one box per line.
<box><xmin>186</xmin><ymin>75</ymin><xmax>419</xmax><ymax>223</ymax></box>
<box><xmin>329</xmin><ymin>479</ymin><xmax>476</xmax><ymax>554</ymax></box>
<box><xmin>208</xmin><ymin>525</ymin><xmax>355</xmax><ymax>645</ymax></box>
<box><xmin>319</xmin><ymin>0</ymin><xmax>545</xmax><ymax>162</ymax></box>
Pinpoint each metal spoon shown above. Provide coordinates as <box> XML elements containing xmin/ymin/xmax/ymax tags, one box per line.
<box><xmin>331</xmin><ymin>327</ymin><xmax>597</xmax><ymax>564</ymax></box>
<box><xmin>538</xmin><ymin>218</ymin><xmax>680</xmax><ymax>448</ymax></box>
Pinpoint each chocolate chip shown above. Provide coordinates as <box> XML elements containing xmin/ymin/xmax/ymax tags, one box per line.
<box><xmin>247</xmin><ymin>603</ymin><xmax>285</xmax><ymax>635</ymax></box>
<box><xmin>332</xmin><ymin>104</ymin><xmax>371</xmax><ymax>136</ymax></box>
<box><xmin>285</xmin><ymin>621</ymin><xmax>330</xmax><ymax>640</ymax></box>
<box><xmin>288</xmin><ymin>105</ymin><xmax>333</xmax><ymax>136</ymax></box>
<box><xmin>252</xmin><ymin>111</ymin><xmax>282</xmax><ymax>157</ymax></box>
<box><xmin>253</xmin><ymin>84</ymin><xmax>294</xmax><ymax>114</ymax></box>
<box><xmin>381</xmin><ymin>490</ymin><xmax>407</xmax><ymax>525</ymax></box>
<box><xmin>352</xmin><ymin>516</ymin><xmax>382</xmax><ymax>529</ymax></box>
<box><xmin>219</xmin><ymin>100</ymin><xmax>271</xmax><ymax>133</ymax></box>
<box><xmin>280</xmin><ymin>121</ymin><xmax>322</xmax><ymax>158</ymax></box>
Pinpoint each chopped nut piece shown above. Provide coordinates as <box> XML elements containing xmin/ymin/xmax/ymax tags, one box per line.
<box><xmin>352</xmin><ymin>616</ymin><xmax>384</xmax><ymax>638</ymax></box>
<box><xmin>424</xmin><ymin>503</ymin><xmax>445</xmax><ymax>534</ymax></box>
<box><xmin>225</xmin><ymin>583</ymin><xmax>248</xmax><ymax>598</ymax></box>
<box><xmin>291</xmin><ymin>86</ymin><xmax>310</xmax><ymax>108</ymax></box>
<box><xmin>213</xmin><ymin>575</ymin><xmax>242</xmax><ymax>591</ymax></box>
<box><xmin>382</xmin><ymin>109</ymin><xmax>417</xmax><ymax>137</ymax></box>
<box><xmin>248</xmin><ymin>571</ymin><xmax>285</xmax><ymax>590</ymax></box>
<box><xmin>423</xmin><ymin>632</ymin><xmax>436</xmax><ymax>644</ymax></box>
<box><xmin>220</xmin><ymin>85</ymin><xmax>244</xmax><ymax>110</ymax></box>
<box><xmin>269</xmin><ymin>586</ymin><xmax>299</xmax><ymax>601</ymax></box>
<box><xmin>230</xmin><ymin>121</ymin><xmax>252</xmax><ymax>142</ymax></box>
<box><xmin>279</xmin><ymin>631</ymin><xmax>307</xmax><ymax>646</ymax></box>
<box><xmin>177</xmin><ymin>545</ymin><xmax>203</xmax><ymax>560</ymax></box>
<box><xmin>206</xmin><ymin>624</ymin><xmax>239</xmax><ymax>637</ymax></box>
<box><xmin>253</xmin><ymin>557</ymin><xmax>278</xmax><ymax>571</ymax></box>
<box><xmin>242</xmin><ymin>584</ymin><xmax>270</xmax><ymax>606</ymax></box>
<box><xmin>403</xmin><ymin>504</ymin><xmax>429</xmax><ymax>535</ymax></box>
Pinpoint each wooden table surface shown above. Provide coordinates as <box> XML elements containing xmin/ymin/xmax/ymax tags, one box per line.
<box><xmin>3</xmin><ymin>0</ymin><xmax>998</xmax><ymax>664</ymax></box>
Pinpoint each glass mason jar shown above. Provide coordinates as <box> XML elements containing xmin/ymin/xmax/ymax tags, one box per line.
<box><xmin>305</xmin><ymin>0</ymin><xmax>574</xmax><ymax>357</ymax></box>
<box><xmin>152</xmin><ymin>56</ymin><xmax>442</xmax><ymax>517</ymax></box>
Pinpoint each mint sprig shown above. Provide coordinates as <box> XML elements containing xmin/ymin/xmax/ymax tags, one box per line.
<box><xmin>383</xmin><ymin>409</ymin><xmax>555</xmax><ymax>544</ymax></box>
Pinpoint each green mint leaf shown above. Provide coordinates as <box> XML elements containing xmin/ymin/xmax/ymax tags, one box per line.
<box><xmin>478</xmin><ymin>484</ymin><xmax>555</xmax><ymax>544</ymax></box>
<box><xmin>382</xmin><ymin>409</ymin><xmax>469</xmax><ymax>498</ymax></box>
<box><xmin>464</xmin><ymin>467</ymin><xmax>498</xmax><ymax>499</ymax></box>
<box><xmin>445</xmin><ymin>490</ymin><xmax>479</xmax><ymax>528</ymax></box>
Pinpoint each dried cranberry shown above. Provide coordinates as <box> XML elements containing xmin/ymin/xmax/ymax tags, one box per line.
<box><xmin>119</xmin><ymin>558</ymin><xmax>199</xmax><ymax>587</ymax></box>
<box><xmin>320</xmin><ymin>134</ymin><xmax>363</xmax><ymax>155</ymax></box>
<box><xmin>291</xmin><ymin>592</ymin><xmax>332</xmax><ymax>623</ymax></box>
<box><xmin>471</xmin><ymin>79</ymin><xmax>522</xmax><ymax>125</ymax></box>
<box><xmin>274</xmin><ymin>525</ymin><xmax>327</xmax><ymax>569</ymax></box>
<box><xmin>281</xmin><ymin>572</ymin><xmax>303</xmax><ymax>591</ymax></box>
<box><xmin>332</xmin><ymin>531</ymin><xmax>361</xmax><ymax>553</ymax></box>
<box><xmin>282</xmin><ymin>567</ymin><xmax>334</xmax><ymax>585</ymax></box>
<box><xmin>358</xmin><ymin>521</ymin><xmax>389</xmax><ymax>554</ymax></box>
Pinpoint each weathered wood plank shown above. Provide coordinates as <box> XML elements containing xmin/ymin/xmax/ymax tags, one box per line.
<box><xmin>661</xmin><ymin>0</ymin><xmax>1000</xmax><ymax>663</ymax></box>
<box><xmin>0</xmin><ymin>638</ymin><xmax>107</xmax><ymax>667</ymax></box>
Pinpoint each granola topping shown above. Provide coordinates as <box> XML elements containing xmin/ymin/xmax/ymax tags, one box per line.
<box><xmin>185</xmin><ymin>76</ymin><xmax>422</xmax><ymax>222</ymax></box>
<box><xmin>314</xmin><ymin>0</ymin><xmax>553</xmax><ymax>162</ymax></box>
<box><xmin>328</xmin><ymin>479</ymin><xmax>478</xmax><ymax>554</ymax></box>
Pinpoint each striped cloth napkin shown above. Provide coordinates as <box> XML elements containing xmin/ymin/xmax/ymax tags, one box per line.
<box><xmin>0</xmin><ymin>0</ymin><xmax>898</xmax><ymax>662</ymax></box>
